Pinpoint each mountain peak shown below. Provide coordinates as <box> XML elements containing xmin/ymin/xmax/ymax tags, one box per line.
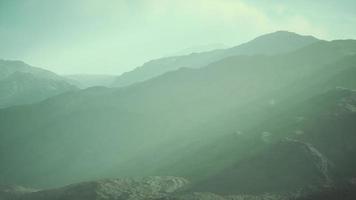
<box><xmin>227</xmin><ymin>30</ymin><xmax>320</xmax><ymax>56</ymax></box>
<box><xmin>249</xmin><ymin>30</ymin><xmax>320</xmax><ymax>44</ymax></box>
<box><xmin>256</xmin><ymin>30</ymin><xmax>318</xmax><ymax>40</ymax></box>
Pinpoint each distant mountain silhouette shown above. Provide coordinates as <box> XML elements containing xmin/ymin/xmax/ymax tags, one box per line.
<box><xmin>0</xmin><ymin>60</ymin><xmax>77</xmax><ymax>108</ymax></box>
<box><xmin>112</xmin><ymin>31</ymin><xmax>319</xmax><ymax>87</ymax></box>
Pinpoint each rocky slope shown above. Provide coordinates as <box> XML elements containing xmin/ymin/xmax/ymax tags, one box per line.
<box><xmin>2</xmin><ymin>178</ymin><xmax>354</xmax><ymax>200</ymax></box>
<box><xmin>0</xmin><ymin>177</ymin><xmax>188</xmax><ymax>200</ymax></box>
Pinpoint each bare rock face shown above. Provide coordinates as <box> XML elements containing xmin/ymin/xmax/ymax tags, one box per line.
<box><xmin>0</xmin><ymin>176</ymin><xmax>188</xmax><ymax>200</ymax></box>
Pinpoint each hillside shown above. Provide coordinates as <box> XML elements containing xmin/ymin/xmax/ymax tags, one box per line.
<box><xmin>186</xmin><ymin>87</ymin><xmax>356</xmax><ymax>194</ymax></box>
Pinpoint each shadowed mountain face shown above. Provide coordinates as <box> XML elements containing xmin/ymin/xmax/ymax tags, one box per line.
<box><xmin>0</xmin><ymin>60</ymin><xmax>77</xmax><ymax>108</ymax></box>
<box><xmin>112</xmin><ymin>31</ymin><xmax>319</xmax><ymax>87</ymax></box>
<box><xmin>0</xmin><ymin>37</ymin><xmax>355</xmax><ymax>192</ymax></box>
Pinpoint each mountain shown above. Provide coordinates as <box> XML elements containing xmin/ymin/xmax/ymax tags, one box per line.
<box><xmin>1</xmin><ymin>38</ymin><xmax>355</xmax><ymax>191</ymax></box>
<box><xmin>112</xmin><ymin>31</ymin><xmax>319</xmax><ymax>87</ymax></box>
<box><xmin>0</xmin><ymin>60</ymin><xmax>77</xmax><ymax>108</ymax></box>
<box><xmin>65</xmin><ymin>74</ymin><xmax>117</xmax><ymax>88</ymax></box>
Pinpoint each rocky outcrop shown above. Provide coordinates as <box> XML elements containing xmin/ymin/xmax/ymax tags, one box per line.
<box><xmin>0</xmin><ymin>177</ymin><xmax>188</xmax><ymax>200</ymax></box>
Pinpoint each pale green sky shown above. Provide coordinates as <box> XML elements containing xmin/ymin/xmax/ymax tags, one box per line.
<box><xmin>1</xmin><ymin>0</ymin><xmax>355</xmax><ymax>74</ymax></box>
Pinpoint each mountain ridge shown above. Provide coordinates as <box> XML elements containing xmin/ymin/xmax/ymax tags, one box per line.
<box><xmin>112</xmin><ymin>31</ymin><xmax>320</xmax><ymax>87</ymax></box>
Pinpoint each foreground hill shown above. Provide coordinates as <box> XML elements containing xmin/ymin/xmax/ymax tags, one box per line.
<box><xmin>112</xmin><ymin>31</ymin><xmax>319</xmax><ymax>87</ymax></box>
<box><xmin>0</xmin><ymin>60</ymin><xmax>77</xmax><ymax>108</ymax></box>
<box><xmin>0</xmin><ymin>38</ymin><xmax>355</xmax><ymax>195</ymax></box>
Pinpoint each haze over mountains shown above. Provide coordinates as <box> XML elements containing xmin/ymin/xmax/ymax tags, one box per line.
<box><xmin>1</xmin><ymin>31</ymin><xmax>356</xmax><ymax>200</ymax></box>
<box><xmin>65</xmin><ymin>74</ymin><xmax>117</xmax><ymax>89</ymax></box>
<box><xmin>0</xmin><ymin>31</ymin><xmax>319</xmax><ymax>108</ymax></box>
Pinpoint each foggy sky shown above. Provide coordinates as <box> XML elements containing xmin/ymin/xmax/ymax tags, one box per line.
<box><xmin>1</xmin><ymin>0</ymin><xmax>355</xmax><ymax>75</ymax></box>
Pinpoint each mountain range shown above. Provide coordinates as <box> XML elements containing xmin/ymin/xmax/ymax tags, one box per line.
<box><xmin>0</xmin><ymin>31</ymin><xmax>356</xmax><ymax>200</ymax></box>
<box><xmin>112</xmin><ymin>31</ymin><xmax>319</xmax><ymax>87</ymax></box>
